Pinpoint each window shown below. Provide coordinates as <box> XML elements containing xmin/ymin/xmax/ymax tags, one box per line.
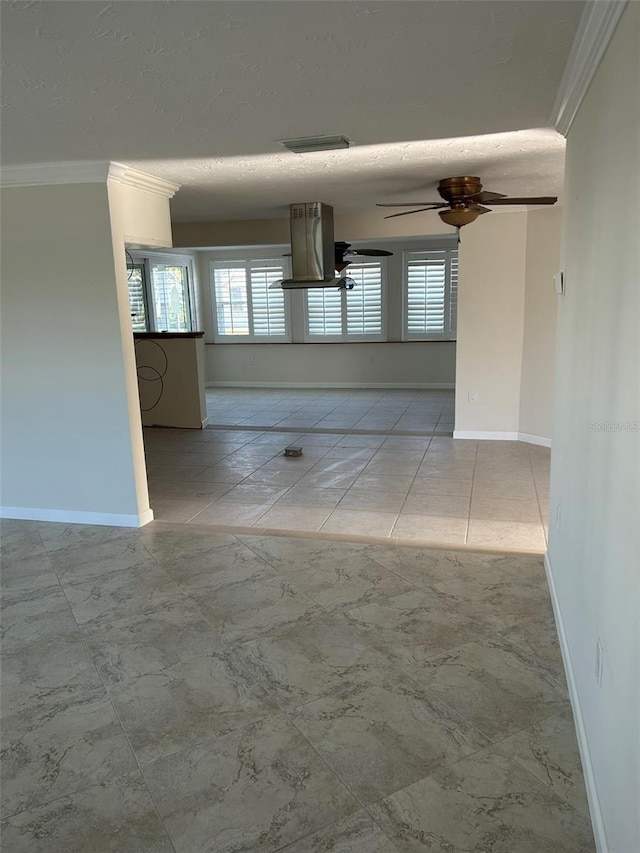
<box><xmin>128</xmin><ymin>262</ymin><xmax>148</xmax><ymax>332</ymax></box>
<box><xmin>306</xmin><ymin>261</ymin><xmax>385</xmax><ymax>341</ymax></box>
<box><xmin>127</xmin><ymin>254</ymin><xmax>195</xmax><ymax>332</ymax></box>
<box><xmin>150</xmin><ymin>263</ymin><xmax>192</xmax><ymax>332</ymax></box>
<box><xmin>211</xmin><ymin>259</ymin><xmax>289</xmax><ymax>341</ymax></box>
<box><xmin>404</xmin><ymin>248</ymin><xmax>458</xmax><ymax>340</ymax></box>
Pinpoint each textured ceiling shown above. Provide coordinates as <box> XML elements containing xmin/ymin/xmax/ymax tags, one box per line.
<box><xmin>1</xmin><ymin>0</ymin><xmax>584</xmax><ymax>220</ymax></box>
<box><xmin>137</xmin><ymin>128</ymin><xmax>567</xmax><ymax>221</ymax></box>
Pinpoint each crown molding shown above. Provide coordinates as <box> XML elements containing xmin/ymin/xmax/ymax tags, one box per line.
<box><xmin>107</xmin><ymin>162</ymin><xmax>180</xmax><ymax>197</ymax></box>
<box><xmin>1</xmin><ymin>161</ymin><xmax>179</xmax><ymax>197</ymax></box>
<box><xmin>551</xmin><ymin>0</ymin><xmax>628</xmax><ymax>136</ymax></box>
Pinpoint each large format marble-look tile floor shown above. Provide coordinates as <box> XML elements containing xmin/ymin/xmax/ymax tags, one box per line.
<box><xmin>1</xmin><ymin>519</ymin><xmax>594</xmax><ymax>852</ymax></box>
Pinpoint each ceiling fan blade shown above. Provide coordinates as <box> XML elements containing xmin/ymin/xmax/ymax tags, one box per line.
<box><xmin>475</xmin><ymin>205</ymin><xmax>492</xmax><ymax>214</ymax></box>
<box><xmin>484</xmin><ymin>196</ymin><xmax>558</xmax><ymax>206</ymax></box>
<box><xmin>350</xmin><ymin>249</ymin><xmax>393</xmax><ymax>257</ymax></box>
<box><xmin>376</xmin><ymin>202</ymin><xmax>446</xmax><ymax>208</ymax></box>
<box><xmin>465</xmin><ymin>190</ymin><xmax>507</xmax><ymax>202</ymax></box>
<box><xmin>383</xmin><ymin>206</ymin><xmax>443</xmax><ymax>219</ymax></box>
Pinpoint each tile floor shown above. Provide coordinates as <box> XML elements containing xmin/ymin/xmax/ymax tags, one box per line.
<box><xmin>206</xmin><ymin>387</ymin><xmax>455</xmax><ymax>433</ymax></box>
<box><xmin>146</xmin><ymin>429</ymin><xmax>550</xmax><ymax>552</ymax></box>
<box><xmin>1</xmin><ymin>519</ymin><xmax>594</xmax><ymax>852</ymax></box>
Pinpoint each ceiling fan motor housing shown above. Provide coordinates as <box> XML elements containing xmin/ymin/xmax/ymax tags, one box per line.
<box><xmin>437</xmin><ymin>176</ymin><xmax>483</xmax><ymax>201</ymax></box>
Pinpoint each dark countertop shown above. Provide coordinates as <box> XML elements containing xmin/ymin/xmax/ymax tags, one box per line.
<box><xmin>134</xmin><ymin>332</ymin><xmax>205</xmax><ymax>339</ymax></box>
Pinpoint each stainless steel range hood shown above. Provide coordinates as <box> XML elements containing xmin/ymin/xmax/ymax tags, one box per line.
<box><xmin>279</xmin><ymin>202</ymin><xmax>345</xmax><ymax>289</ymax></box>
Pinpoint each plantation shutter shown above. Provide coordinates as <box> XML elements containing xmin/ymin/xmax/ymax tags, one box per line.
<box><xmin>307</xmin><ymin>287</ymin><xmax>343</xmax><ymax>336</ymax></box>
<box><xmin>213</xmin><ymin>263</ymin><xmax>250</xmax><ymax>336</ymax></box>
<box><xmin>346</xmin><ymin>262</ymin><xmax>383</xmax><ymax>336</ymax></box>
<box><xmin>405</xmin><ymin>248</ymin><xmax>457</xmax><ymax>339</ymax></box>
<box><xmin>212</xmin><ymin>260</ymin><xmax>289</xmax><ymax>339</ymax></box>
<box><xmin>249</xmin><ymin>262</ymin><xmax>286</xmax><ymax>336</ymax></box>
<box><xmin>448</xmin><ymin>251</ymin><xmax>458</xmax><ymax>335</ymax></box>
<box><xmin>128</xmin><ymin>264</ymin><xmax>147</xmax><ymax>331</ymax></box>
<box><xmin>306</xmin><ymin>261</ymin><xmax>384</xmax><ymax>339</ymax></box>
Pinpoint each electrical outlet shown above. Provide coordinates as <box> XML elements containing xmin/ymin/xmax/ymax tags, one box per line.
<box><xmin>595</xmin><ymin>639</ymin><xmax>604</xmax><ymax>687</ymax></box>
<box><xmin>468</xmin><ymin>390</ymin><xmax>478</xmax><ymax>404</ymax></box>
<box><xmin>248</xmin><ymin>355</ymin><xmax>255</xmax><ymax>366</ymax></box>
<box><xmin>367</xmin><ymin>355</ymin><xmax>375</xmax><ymax>365</ymax></box>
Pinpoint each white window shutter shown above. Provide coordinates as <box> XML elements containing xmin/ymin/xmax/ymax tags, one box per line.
<box><xmin>306</xmin><ymin>261</ymin><xmax>384</xmax><ymax>339</ymax></box>
<box><xmin>346</xmin><ymin>262</ymin><xmax>383</xmax><ymax>335</ymax></box>
<box><xmin>128</xmin><ymin>265</ymin><xmax>147</xmax><ymax>331</ymax></box>
<box><xmin>213</xmin><ymin>263</ymin><xmax>249</xmax><ymax>336</ymax></box>
<box><xmin>249</xmin><ymin>262</ymin><xmax>286</xmax><ymax>336</ymax></box>
<box><xmin>405</xmin><ymin>248</ymin><xmax>457</xmax><ymax>339</ymax></box>
<box><xmin>307</xmin><ymin>287</ymin><xmax>343</xmax><ymax>336</ymax></box>
<box><xmin>448</xmin><ymin>251</ymin><xmax>458</xmax><ymax>335</ymax></box>
<box><xmin>212</xmin><ymin>259</ymin><xmax>289</xmax><ymax>340</ymax></box>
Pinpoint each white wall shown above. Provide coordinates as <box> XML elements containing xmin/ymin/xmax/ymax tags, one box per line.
<box><xmin>453</xmin><ymin>208</ymin><xmax>561</xmax><ymax>441</ymax></box>
<box><xmin>547</xmin><ymin>4</ymin><xmax>640</xmax><ymax>851</ymax></box>
<box><xmin>520</xmin><ymin>207</ymin><xmax>562</xmax><ymax>440</ymax></box>
<box><xmin>454</xmin><ymin>211</ymin><xmax>528</xmax><ymax>436</ymax></box>
<box><xmin>110</xmin><ymin>179</ymin><xmax>174</xmax><ymax>249</ymax></box>
<box><xmin>172</xmin><ymin>209</ymin><xmax>463</xmax><ymax>248</ymax></box>
<box><xmin>1</xmin><ymin>176</ymin><xmax>174</xmax><ymax>526</ymax></box>
<box><xmin>205</xmin><ymin>342</ymin><xmax>456</xmax><ymax>388</ymax></box>
<box><xmin>107</xmin><ymin>180</ymin><xmax>175</xmax><ymax>521</ymax></box>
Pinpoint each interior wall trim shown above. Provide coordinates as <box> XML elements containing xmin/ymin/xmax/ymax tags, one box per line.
<box><xmin>205</xmin><ymin>381</ymin><xmax>455</xmax><ymax>390</ymax></box>
<box><xmin>0</xmin><ymin>161</ymin><xmax>179</xmax><ymax>197</ymax></box>
<box><xmin>517</xmin><ymin>432</ymin><xmax>552</xmax><ymax>448</ymax></box>
<box><xmin>453</xmin><ymin>430</ymin><xmax>519</xmax><ymax>441</ymax></box>
<box><xmin>544</xmin><ymin>553</ymin><xmax>608</xmax><ymax>853</ymax></box>
<box><xmin>0</xmin><ymin>506</ymin><xmax>154</xmax><ymax>528</ymax></box>
<box><xmin>551</xmin><ymin>0</ymin><xmax>628</xmax><ymax>136</ymax></box>
<box><xmin>453</xmin><ymin>430</ymin><xmax>552</xmax><ymax>446</ymax></box>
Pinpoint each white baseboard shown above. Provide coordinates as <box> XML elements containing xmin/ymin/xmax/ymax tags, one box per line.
<box><xmin>201</xmin><ymin>417</ymin><xmax>210</xmax><ymax>428</ymax></box>
<box><xmin>452</xmin><ymin>430</ymin><xmax>552</xmax><ymax>447</ymax></box>
<box><xmin>206</xmin><ymin>381</ymin><xmax>455</xmax><ymax>390</ymax></box>
<box><xmin>453</xmin><ymin>430</ymin><xmax>519</xmax><ymax>441</ymax></box>
<box><xmin>544</xmin><ymin>552</ymin><xmax>607</xmax><ymax>853</ymax></box>
<box><xmin>518</xmin><ymin>432</ymin><xmax>552</xmax><ymax>448</ymax></box>
<box><xmin>0</xmin><ymin>506</ymin><xmax>155</xmax><ymax>528</ymax></box>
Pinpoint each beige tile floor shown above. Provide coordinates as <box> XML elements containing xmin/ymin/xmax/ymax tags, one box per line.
<box><xmin>1</xmin><ymin>519</ymin><xmax>594</xmax><ymax>852</ymax></box>
<box><xmin>146</xmin><ymin>428</ymin><xmax>550</xmax><ymax>552</ymax></box>
<box><xmin>206</xmin><ymin>387</ymin><xmax>455</xmax><ymax>432</ymax></box>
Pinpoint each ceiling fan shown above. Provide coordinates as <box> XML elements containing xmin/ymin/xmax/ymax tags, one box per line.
<box><xmin>333</xmin><ymin>241</ymin><xmax>392</xmax><ymax>271</ymax></box>
<box><xmin>284</xmin><ymin>241</ymin><xmax>392</xmax><ymax>271</ymax></box>
<box><xmin>377</xmin><ymin>176</ymin><xmax>557</xmax><ymax>232</ymax></box>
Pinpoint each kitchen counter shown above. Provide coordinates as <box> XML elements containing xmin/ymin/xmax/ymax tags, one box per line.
<box><xmin>134</xmin><ymin>332</ymin><xmax>207</xmax><ymax>429</ymax></box>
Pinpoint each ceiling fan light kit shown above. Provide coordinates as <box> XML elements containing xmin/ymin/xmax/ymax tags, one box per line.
<box><xmin>438</xmin><ymin>207</ymin><xmax>482</xmax><ymax>228</ymax></box>
<box><xmin>377</xmin><ymin>176</ymin><xmax>557</xmax><ymax>231</ymax></box>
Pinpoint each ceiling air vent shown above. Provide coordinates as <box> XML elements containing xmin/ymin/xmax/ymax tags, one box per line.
<box><xmin>279</xmin><ymin>135</ymin><xmax>351</xmax><ymax>154</ymax></box>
